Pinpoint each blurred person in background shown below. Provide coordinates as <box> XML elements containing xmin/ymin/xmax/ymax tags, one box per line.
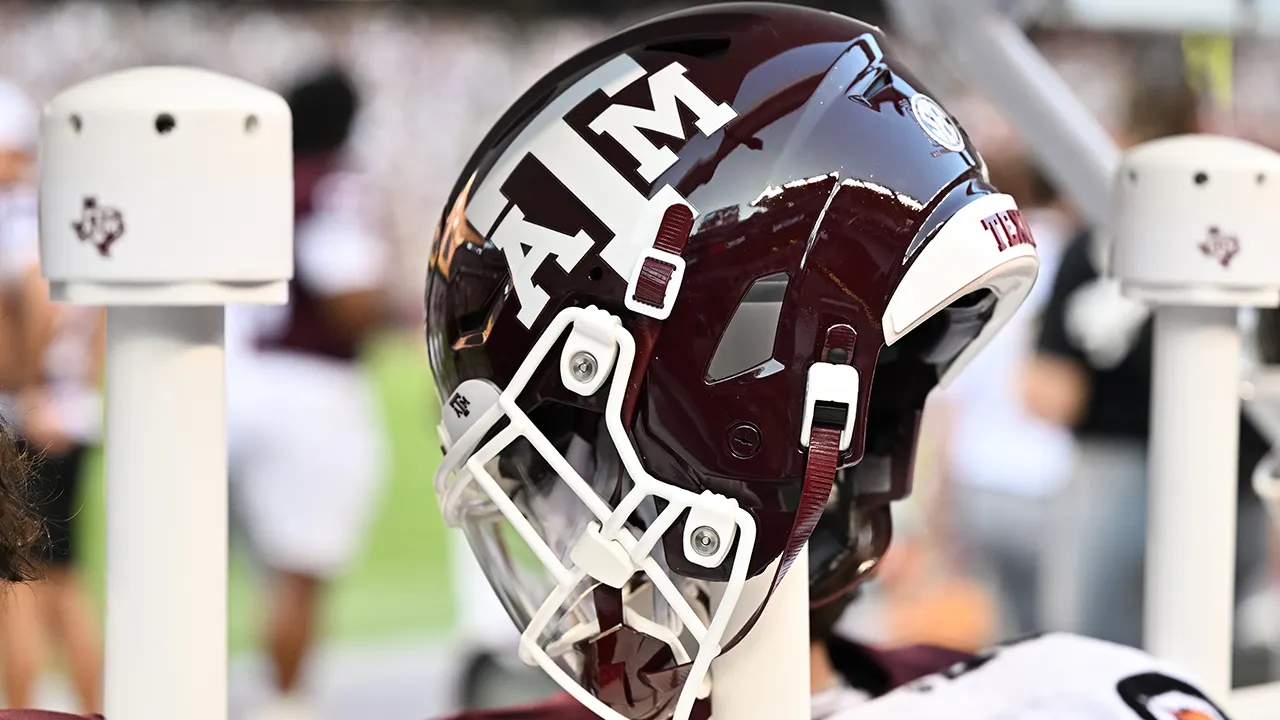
<box><xmin>227</xmin><ymin>65</ymin><xmax>389</xmax><ymax>720</ymax></box>
<box><xmin>935</xmin><ymin>159</ymin><xmax>1077</xmax><ymax>639</ymax></box>
<box><xmin>0</xmin><ymin>76</ymin><xmax>104</xmax><ymax>715</ymax></box>
<box><xmin>1025</xmin><ymin>55</ymin><xmax>1271</xmax><ymax>672</ymax></box>
<box><xmin>865</xmin><ymin>494</ymin><xmax>999</xmax><ymax>654</ymax></box>
<box><xmin>0</xmin><ymin>79</ymin><xmax>39</xmax><ymax>413</ymax></box>
<box><xmin>839</xmin><ymin>391</ymin><xmax>999</xmax><ymax>656</ymax></box>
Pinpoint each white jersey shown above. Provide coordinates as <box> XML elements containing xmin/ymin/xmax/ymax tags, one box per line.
<box><xmin>823</xmin><ymin>633</ymin><xmax>1228</xmax><ymax>720</ymax></box>
<box><xmin>438</xmin><ymin>633</ymin><xmax>1230</xmax><ymax>720</ymax></box>
<box><xmin>226</xmin><ymin>167</ymin><xmax>387</xmax><ymax>365</ymax></box>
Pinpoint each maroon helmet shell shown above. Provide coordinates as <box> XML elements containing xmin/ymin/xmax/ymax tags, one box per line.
<box><xmin>426</xmin><ymin>3</ymin><xmax>1037</xmax><ymax>719</ymax></box>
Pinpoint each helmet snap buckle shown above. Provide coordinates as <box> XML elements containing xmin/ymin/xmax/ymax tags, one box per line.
<box><xmin>560</xmin><ymin>306</ymin><xmax>621</xmax><ymax>397</ymax></box>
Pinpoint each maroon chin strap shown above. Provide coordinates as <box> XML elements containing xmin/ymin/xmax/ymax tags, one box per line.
<box><xmin>719</xmin><ymin>324</ymin><xmax>854</xmax><ymax>653</ymax></box>
<box><xmin>598</xmin><ymin>326</ymin><xmax>849</xmax><ymax>716</ymax></box>
<box><xmin>596</xmin><ymin>207</ymin><xmax>848</xmax><ymax>716</ymax></box>
<box><xmin>632</xmin><ymin>205</ymin><xmax>693</xmax><ymax>310</ymax></box>
<box><xmin>622</xmin><ymin>205</ymin><xmax>851</xmax><ymax>647</ymax></box>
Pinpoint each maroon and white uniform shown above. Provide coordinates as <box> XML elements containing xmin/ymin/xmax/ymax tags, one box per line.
<box><xmin>443</xmin><ymin>634</ymin><xmax>1232</xmax><ymax>720</ymax></box>
<box><xmin>227</xmin><ymin>164</ymin><xmax>388</xmax><ymax>577</ymax></box>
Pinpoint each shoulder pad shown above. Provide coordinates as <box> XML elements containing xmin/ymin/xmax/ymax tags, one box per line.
<box><xmin>846</xmin><ymin>633</ymin><xmax>1230</xmax><ymax>720</ymax></box>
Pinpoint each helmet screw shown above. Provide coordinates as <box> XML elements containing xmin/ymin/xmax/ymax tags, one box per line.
<box><xmin>570</xmin><ymin>351</ymin><xmax>598</xmax><ymax>382</ymax></box>
<box><xmin>691</xmin><ymin>526</ymin><xmax>721</xmax><ymax>557</ymax></box>
<box><xmin>727</xmin><ymin>422</ymin><xmax>762</xmax><ymax>459</ymax></box>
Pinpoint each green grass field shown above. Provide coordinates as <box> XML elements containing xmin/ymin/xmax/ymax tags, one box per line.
<box><xmin>74</xmin><ymin>331</ymin><xmax>456</xmax><ymax>655</ymax></box>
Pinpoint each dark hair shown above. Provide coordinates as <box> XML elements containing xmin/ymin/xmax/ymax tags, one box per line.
<box><xmin>0</xmin><ymin>418</ymin><xmax>42</xmax><ymax>583</ymax></box>
<box><xmin>285</xmin><ymin>65</ymin><xmax>361</xmax><ymax>158</ymax></box>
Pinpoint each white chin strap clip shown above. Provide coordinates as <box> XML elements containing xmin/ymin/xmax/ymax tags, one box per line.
<box><xmin>800</xmin><ymin>357</ymin><xmax>860</xmax><ymax>452</ymax></box>
<box><xmin>560</xmin><ymin>307</ymin><xmax>622</xmax><ymax>397</ymax></box>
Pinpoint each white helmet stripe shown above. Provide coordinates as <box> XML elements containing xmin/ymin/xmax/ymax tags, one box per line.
<box><xmin>882</xmin><ymin>192</ymin><xmax>1040</xmax><ymax>385</ymax></box>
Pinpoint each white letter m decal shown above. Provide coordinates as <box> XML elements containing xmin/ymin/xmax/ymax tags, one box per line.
<box><xmin>588</xmin><ymin>61</ymin><xmax>737</xmax><ymax>183</ymax></box>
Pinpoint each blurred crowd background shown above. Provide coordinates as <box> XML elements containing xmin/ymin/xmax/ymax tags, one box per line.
<box><xmin>0</xmin><ymin>1</ymin><xmax>1279</xmax><ymax>719</ymax></box>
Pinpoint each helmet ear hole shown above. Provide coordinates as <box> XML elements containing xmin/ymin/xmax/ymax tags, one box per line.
<box><xmin>706</xmin><ymin>272</ymin><xmax>788</xmax><ymax>381</ymax></box>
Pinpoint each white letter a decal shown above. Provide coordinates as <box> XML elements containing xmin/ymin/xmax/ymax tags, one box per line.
<box><xmin>491</xmin><ymin>206</ymin><xmax>594</xmax><ymax>327</ymax></box>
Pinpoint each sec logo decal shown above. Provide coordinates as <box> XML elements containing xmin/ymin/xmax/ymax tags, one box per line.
<box><xmin>911</xmin><ymin>93</ymin><xmax>965</xmax><ymax>153</ymax></box>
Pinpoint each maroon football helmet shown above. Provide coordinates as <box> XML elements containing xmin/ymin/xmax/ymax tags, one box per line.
<box><xmin>426</xmin><ymin>4</ymin><xmax>1038</xmax><ymax>719</ymax></box>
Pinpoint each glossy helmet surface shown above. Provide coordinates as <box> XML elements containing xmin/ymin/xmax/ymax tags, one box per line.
<box><xmin>425</xmin><ymin>4</ymin><xmax>1038</xmax><ymax>719</ymax></box>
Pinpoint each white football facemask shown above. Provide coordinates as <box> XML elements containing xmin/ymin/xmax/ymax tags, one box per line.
<box><xmin>434</xmin><ymin>305</ymin><xmax>758</xmax><ymax>720</ymax></box>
